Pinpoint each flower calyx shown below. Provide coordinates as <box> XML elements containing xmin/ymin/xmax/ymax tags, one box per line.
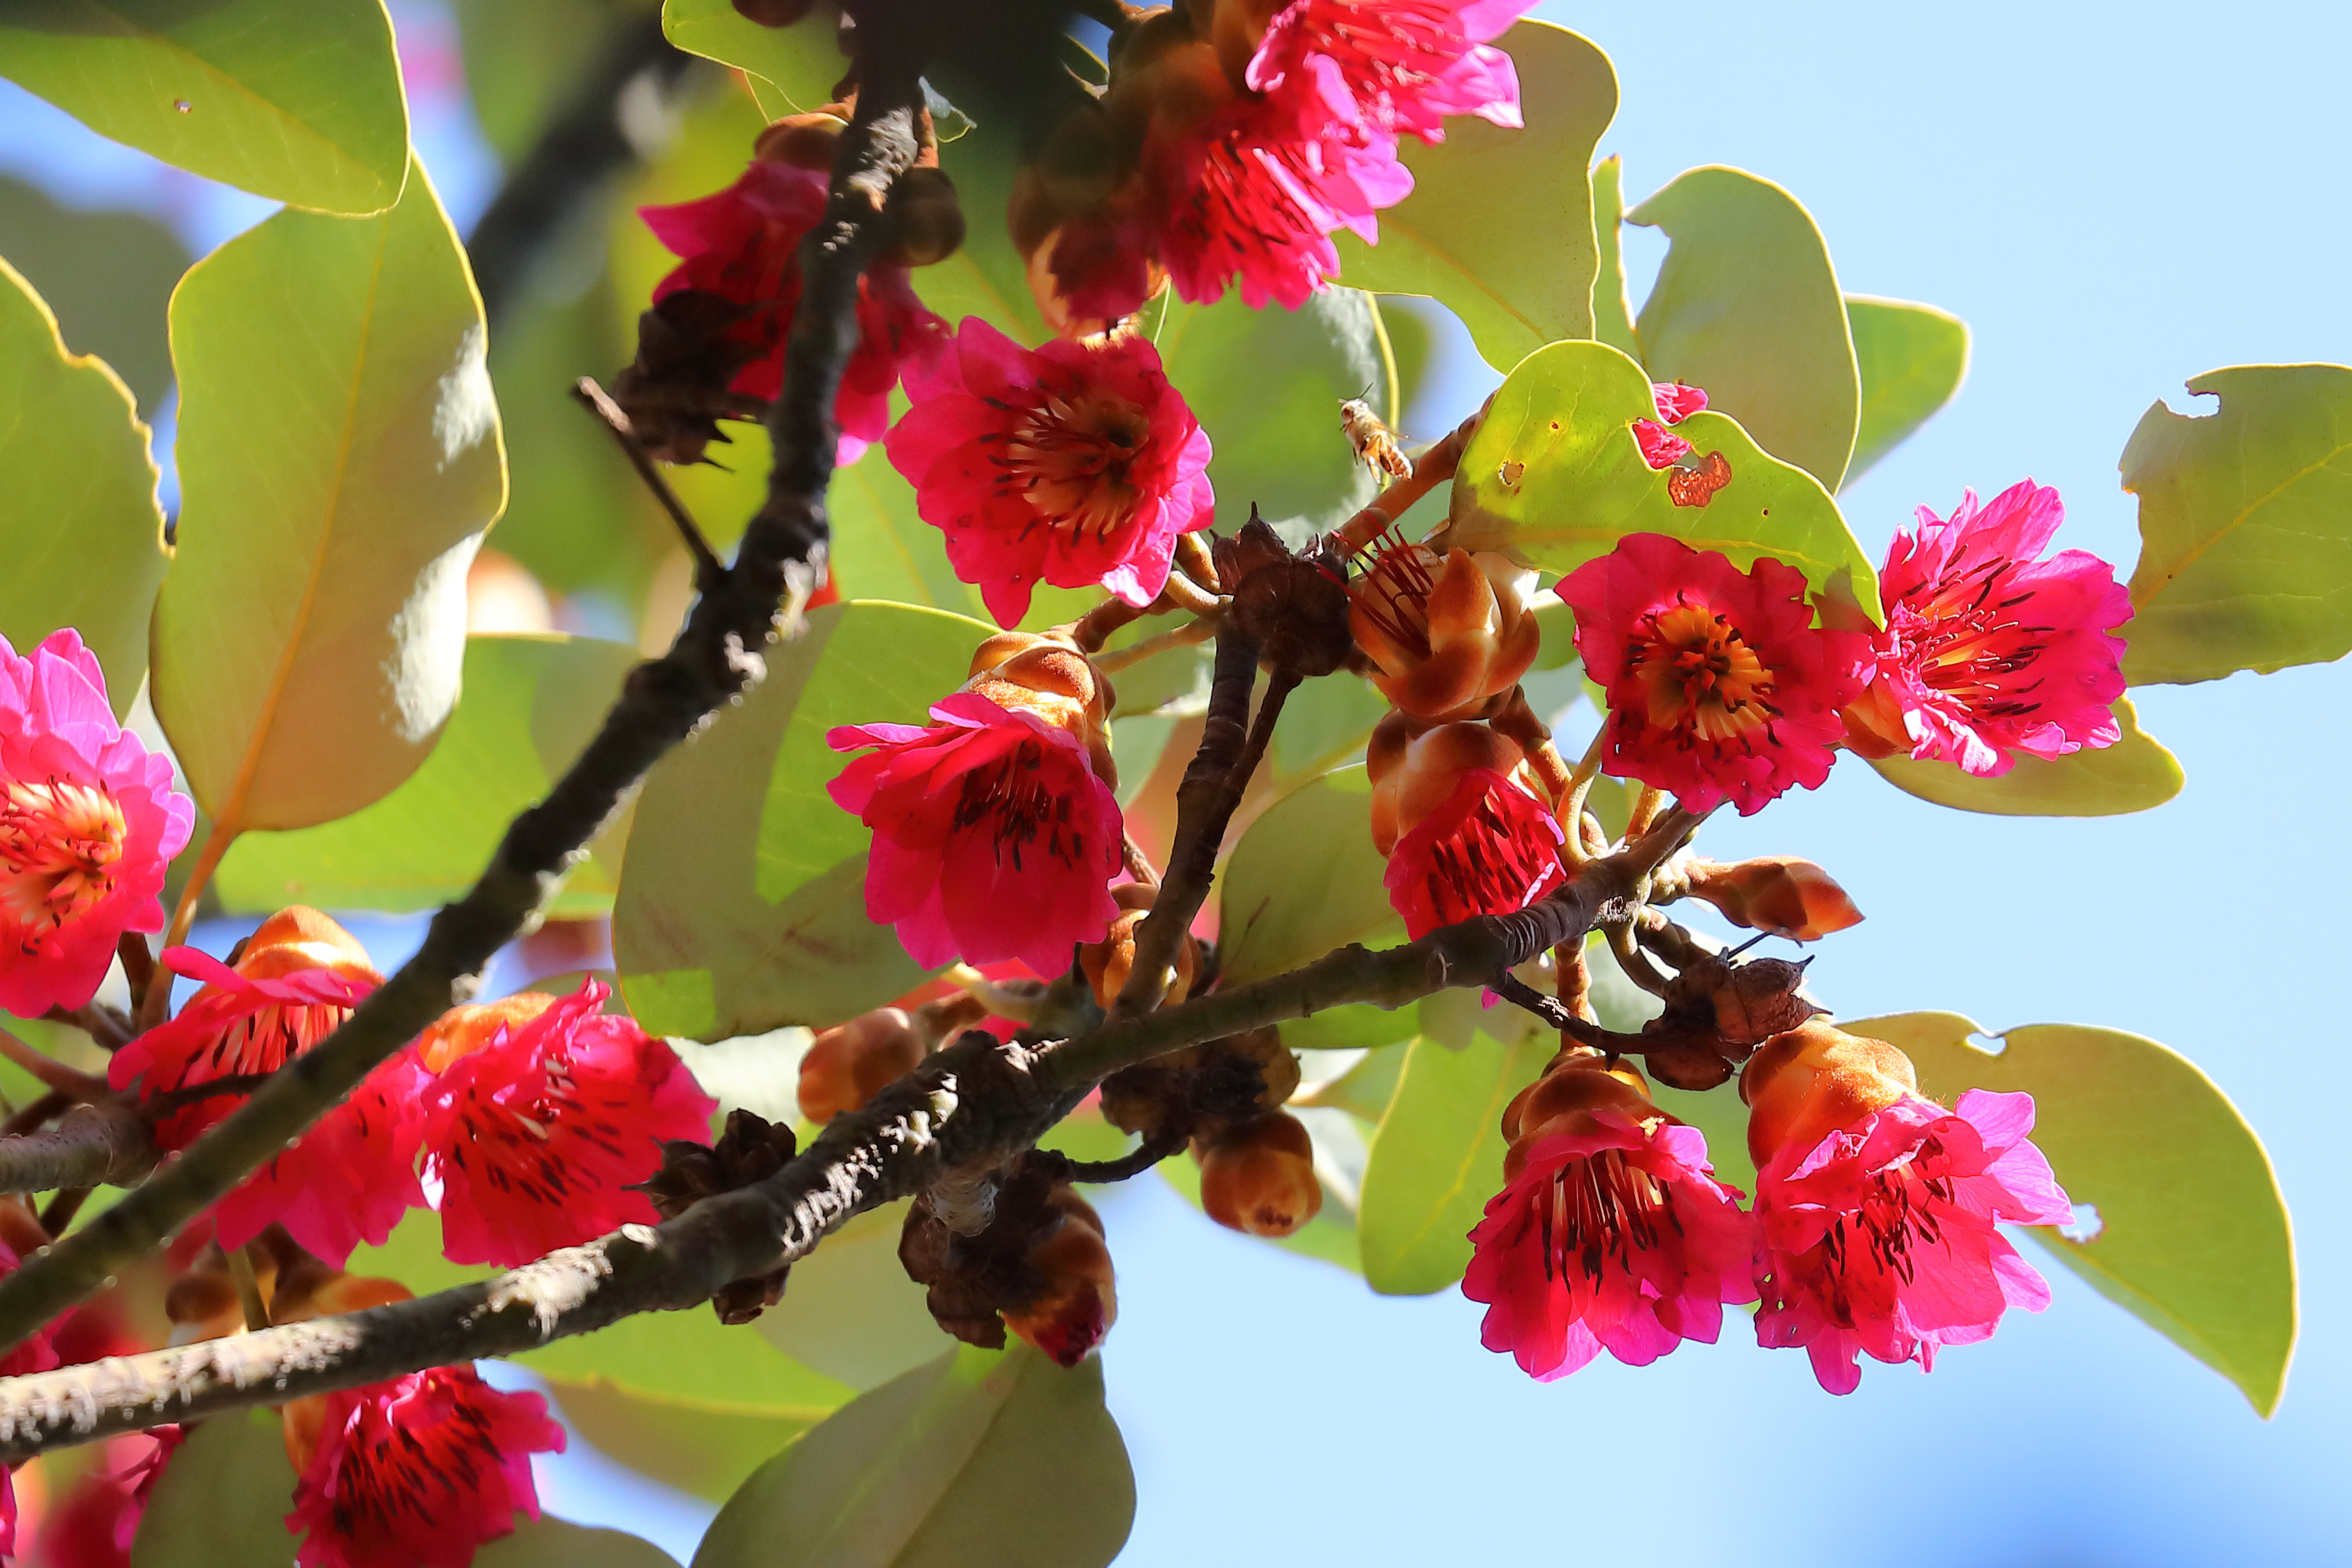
<box><xmin>1348</xmin><ymin>529</ymin><xmax>1541</xmax><ymax>718</ymax></box>
<box><xmin>797</xmin><ymin>1006</ymin><xmax>927</xmax><ymax>1124</ymax></box>
<box><xmin>1213</xmin><ymin>509</ymin><xmax>1356</xmax><ymax>678</ymax></box>
<box><xmin>1738</xmin><ymin>1016</ymin><xmax>1919</xmax><ymax>1169</ymax></box>
<box><xmin>1097</xmin><ymin>1025</ymin><xmax>1299</xmax><ymax>1147</ymax></box>
<box><xmin>638</xmin><ymin>1108</ymin><xmax>802</xmax><ymax>1323</ymax></box>
<box><xmin>1080</xmin><ymin>882</ymin><xmax>1203</xmax><ymax>1011</ymax></box>
<box><xmin>965</xmin><ymin>628</ymin><xmax>1121</xmax><ymax>786</ymax></box>
<box><xmin>898</xmin><ymin>1151</ymin><xmax>1117</xmax><ymax>1366</ymax></box>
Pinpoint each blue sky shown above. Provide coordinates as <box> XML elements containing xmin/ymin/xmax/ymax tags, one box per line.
<box><xmin>6</xmin><ymin>2</ymin><xmax>2350</xmax><ymax>1563</ymax></box>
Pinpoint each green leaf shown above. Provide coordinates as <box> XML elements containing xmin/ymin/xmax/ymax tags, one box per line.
<box><xmin>1266</xmin><ymin>672</ymin><xmax>1390</xmax><ymax>783</ymax></box>
<box><xmin>0</xmin><ymin>0</ymin><xmax>407</xmax><ymax>213</ymax></box>
<box><xmin>1283</xmin><ymin>1002</ymin><xmax>1418</xmax><ymax>1055</ymax></box>
<box><xmin>1588</xmin><ymin>155</ymin><xmax>1640</xmax><ymax>359</ymax></box>
<box><xmin>693</xmin><ymin>1345</ymin><xmax>1135</xmax><ymax>1568</ymax></box>
<box><xmin>216</xmin><ymin>634</ymin><xmax>638</xmax><ymax>916</ymax></box>
<box><xmin>1850</xmin><ymin>1011</ymin><xmax>2297</xmax><ymax>1415</ymax></box>
<box><xmin>1865</xmin><ymin>695</ymin><xmax>2182</xmax><ymax>817</ymax></box>
<box><xmin>662</xmin><ymin>0</ymin><xmax>840</xmax><ymax>113</ymax></box>
<box><xmin>153</xmin><ymin>156</ymin><xmax>504</xmax><ymax>835</ymax></box>
<box><xmin>478</xmin><ymin>1519</ymin><xmax>683</xmax><ymax>1568</ymax></box>
<box><xmin>548</xmin><ymin>1380</ymin><xmax>820</xmax><ymax>1505</ymax></box>
<box><xmin>0</xmin><ymin>255</ymin><xmax>165</xmax><ymax>712</ymax></box>
<box><xmin>1217</xmin><ymin>765</ymin><xmax>1405</xmax><ymax>987</ymax></box>
<box><xmin>1442</xmin><ymin>338</ymin><xmax>1880</xmax><ymax>614</ymax></box>
<box><xmin>1333</xmin><ymin>20</ymin><xmax>1617</xmax><ymax>371</ymax></box>
<box><xmin>1627</xmin><ymin>166</ymin><xmax>1860</xmax><ymax>489</ymax></box>
<box><xmin>827</xmin><ymin>440</ymin><xmax>990</xmax><ymax>615</ymax></box>
<box><xmin>2119</xmin><ymin>363</ymin><xmax>2352</xmax><ymax>684</ymax></box>
<box><xmin>132</xmin><ymin>1407</ymin><xmax>298</xmax><ymax>1568</ymax></box>
<box><xmin>1358</xmin><ymin>1030</ymin><xmax>1549</xmax><ymax>1295</ymax></box>
<box><xmin>0</xmin><ymin>171</ymin><xmax>191</xmax><ymax>412</ymax></box>
<box><xmin>1844</xmin><ymin>295</ymin><xmax>1968</xmax><ymax>485</ymax></box>
<box><xmin>614</xmin><ymin>601</ymin><xmax>992</xmax><ymax>1040</ymax></box>
<box><xmin>912</xmin><ymin>117</ymin><xmax>1054</xmax><ymax>348</ymax></box>
<box><xmin>755</xmin><ymin>1200</ymin><xmax>954</xmax><ymax>1391</ymax></box>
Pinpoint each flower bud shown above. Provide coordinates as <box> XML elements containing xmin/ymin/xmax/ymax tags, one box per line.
<box><xmin>1098</xmin><ymin>1027</ymin><xmax>1298</xmax><ymax>1140</ymax></box>
<box><xmin>964</xmin><ymin>631</ymin><xmax>1119</xmax><ymax>787</ymax></box>
<box><xmin>1197</xmin><ymin>1110</ymin><xmax>1322</xmax><ymax>1236</ymax></box>
<box><xmin>798</xmin><ymin>1007</ymin><xmax>926</xmax><ymax>1124</ymax></box>
<box><xmin>1740</xmin><ymin>1018</ymin><xmax>1920</xmax><ymax>1168</ymax></box>
<box><xmin>163</xmin><ymin>1263</ymin><xmax>244</xmax><ymax>1346</ymax></box>
<box><xmin>900</xmin><ymin>1157</ymin><xmax>1117</xmax><ymax>1362</ymax></box>
<box><xmin>753</xmin><ymin>110</ymin><xmax>850</xmax><ymax>172</ymax></box>
<box><xmin>1684</xmin><ymin>856</ymin><xmax>1863</xmax><ymax>943</ymax></box>
<box><xmin>881</xmin><ymin>166</ymin><xmax>966</xmax><ymax>268</ymax></box>
<box><xmin>1350</xmin><ymin>539</ymin><xmax>1542</xmax><ymax>719</ymax></box>
<box><xmin>268</xmin><ymin>1260</ymin><xmax>413</xmax><ymax>1326</ymax></box>
<box><xmin>1366</xmin><ymin>715</ymin><xmax>1537</xmax><ymax>856</ymax></box>
<box><xmin>1837</xmin><ymin>677</ymin><xmax>1913</xmax><ymax>760</ymax></box>
<box><xmin>1079</xmin><ymin>889</ymin><xmax>1201</xmax><ymax>1012</ymax></box>
<box><xmin>1498</xmin><ymin>1050</ymin><xmax>1657</xmax><ymax>1172</ymax></box>
<box><xmin>638</xmin><ymin>1110</ymin><xmax>801</xmax><ymax>1322</ymax></box>
<box><xmin>1002</xmin><ymin>1187</ymin><xmax>1119</xmax><ymax>1366</ymax></box>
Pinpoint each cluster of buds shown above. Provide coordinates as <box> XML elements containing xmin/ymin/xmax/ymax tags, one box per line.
<box><xmin>899</xmin><ymin>1153</ymin><xmax>1117</xmax><ymax>1366</ymax></box>
<box><xmin>1080</xmin><ymin>882</ymin><xmax>1202</xmax><ymax>1012</ymax></box>
<box><xmin>1101</xmin><ymin>1027</ymin><xmax>1322</xmax><ymax>1237</ymax></box>
<box><xmin>638</xmin><ymin>1109</ymin><xmax>803</xmax><ymax>1323</ymax></box>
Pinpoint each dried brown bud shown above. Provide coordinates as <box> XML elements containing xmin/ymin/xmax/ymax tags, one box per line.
<box><xmin>1683</xmin><ymin>856</ymin><xmax>1864</xmax><ymax>943</ymax></box>
<box><xmin>1709</xmin><ymin>957</ymin><xmax>1824</xmax><ymax>1046</ymax></box>
<box><xmin>1197</xmin><ymin>1111</ymin><xmax>1323</xmax><ymax>1235</ymax></box>
<box><xmin>1213</xmin><ymin>510</ymin><xmax>1355</xmax><ymax>677</ymax></box>
<box><xmin>799</xmin><ymin>1007</ymin><xmax>926</xmax><ymax>1123</ymax></box>
<box><xmin>610</xmin><ymin>289</ymin><xmax>765</xmax><ymax>465</ymax></box>
<box><xmin>900</xmin><ymin>1156</ymin><xmax>1116</xmax><ymax>1364</ymax></box>
<box><xmin>1637</xmin><ymin>1031</ymin><xmax>1740</xmax><ymax>1092</ymax></box>
<box><xmin>880</xmin><ymin>166</ymin><xmax>965</xmax><ymax>268</ymax></box>
<box><xmin>636</xmin><ymin>1110</ymin><xmax>801</xmax><ymax>1323</ymax></box>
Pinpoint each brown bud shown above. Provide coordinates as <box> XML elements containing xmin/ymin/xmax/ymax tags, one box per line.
<box><xmin>1740</xmin><ymin>1018</ymin><xmax>1919</xmax><ymax>1168</ymax></box>
<box><xmin>1709</xmin><ymin>956</ymin><xmax>1824</xmax><ymax>1045</ymax></box>
<box><xmin>754</xmin><ymin>110</ymin><xmax>850</xmax><ymax>171</ymax></box>
<box><xmin>799</xmin><ymin>1008</ymin><xmax>926</xmax><ymax>1124</ymax></box>
<box><xmin>964</xmin><ymin>630</ymin><xmax>1119</xmax><ymax>786</ymax></box>
<box><xmin>163</xmin><ymin>1267</ymin><xmax>241</xmax><ymax>1346</ymax></box>
<box><xmin>1002</xmin><ymin>1189</ymin><xmax>1117</xmax><ymax>1366</ymax></box>
<box><xmin>636</xmin><ymin>1110</ymin><xmax>801</xmax><ymax>1323</ymax></box>
<box><xmin>1684</xmin><ymin>856</ymin><xmax>1864</xmax><ymax>943</ymax></box>
<box><xmin>880</xmin><ymin>166</ymin><xmax>965</xmax><ymax>268</ymax></box>
<box><xmin>1365</xmin><ymin>714</ymin><xmax>1534</xmax><ymax>856</ymax></box>
<box><xmin>610</xmin><ymin>289</ymin><xmax>767</xmax><ymax>465</ymax></box>
<box><xmin>1197</xmin><ymin>1111</ymin><xmax>1322</xmax><ymax>1236</ymax></box>
<box><xmin>1080</xmin><ymin>903</ymin><xmax>1201</xmax><ymax>1012</ymax></box>
<box><xmin>900</xmin><ymin>1156</ymin><xmax>1116</xmax><ymax>1363</ymax></box>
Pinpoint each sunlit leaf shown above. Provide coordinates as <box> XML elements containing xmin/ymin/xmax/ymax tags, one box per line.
<box><xmin>1266</xmin><ymin>672</ymin><xmax>1390</xmax><ymax>783</ymax></box>
<box><xmin>614</xmin><ymin>601</ymin><xmax>992</xmax><ymax>1041</ymax></box>
<box><xmin>131</xmin><ymin>1408</ymin><xmax>297</xmax><ymax>1568</ymax></box>
<box><xmin>1334</xmin><ymin>20</ymin><xmax>1617</xmax><ymax>371</ymax></box>
<box><xmin>2119</xmin><ymin>363</ymin><xmax>2352</xmax><ymax>684</ymax></box>
<box><xmin>1627</xmin><ymin>166</ymin><xmax>1860</xmax><ymax>489</ymax></box>
<box><xmin>1217</xmin><ymin>765</ymin><xmax>1405</xmax><ymax>987</ymax></box>
<box><xmin>548</xmin><ymin>1380</ymin><xmax>821</xmax><ymax>1505</ymax></box>
<box><xmin>1844</xmin><ymin>295</ymin><xmax>1968</xmax><ymax>485</ymax></box>
<box><xmin>827</xmin><ymin>441</ymin><xmax>990</xmax><ymax>615</ymax></box>
<box><xmin>1851</xmin><ymin>1011</ymin><xmax>2297</xmax><ymax>1416</ymax></box>
<box><xmin>1358</xmin><ymin>1029</ymin><xmax>1549</xmax><ymax>1295</ymax></box>
<box><xmin>0</xmin><ymin>255</ymin><xmax>165</xmax><ymax>713</ymax></box>
<box><xmin>1588</xmin><ymin>155</ymin><xmax>1639</xmax><ymax>359</ymax></box>
<box><xmin>693</xmin><ymin>1345</ymin><xmax>1135</xmax><ymax>1568</ymax></box>
<box><xmin>153</xmin><ymin>157</ymin><xmax>504</xmax><ymax>835</ymax></box>
<box><xmin>662</xmin><ymin>0</ymin><xmax>840</xmax><ymax>112</ymax></box>
<box><xmin>1443</xmin><ymin>338</ymin><xmax>1879</xmax><ymax>614</ymax></box>
<box><xmin>755</xmin><ymin>1200</ymin><xmax>953</xmax><ymax>1391</ymax></box>
<box><xmin>0</xmin><ymin>172</ymin><xmax>189</xmax><ymax>411</ymax></box>
<box><xmin>1865</xmin><ymin>697</ymin><xmax>2182</xmax><ymax>817</ymax></box>
<box><xmin>0</xmin><ymin>0</ymin><xmax>407</xmax><ymax>213</ymax></box>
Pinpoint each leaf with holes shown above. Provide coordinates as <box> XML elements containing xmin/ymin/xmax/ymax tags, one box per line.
<box><xmin>693</xmin><ymin>1344</ymin><xmax>1134</xmax><ymax>1568</ymax></box>
<box><xmin>1334</xmin><ymin>20</ymin><xmax>1617</xmax><ymax>371</ymax></box>
<box><xmin>1845</xmin><ymin>295</ymin><xmax>1968</xmax><ymax>485</ymax></box>
<box><xmin>2120</xmin><ymin>363</ymin><xmax>2352</xmax><ymax>684</ymax></box>
<box><xmin>1218</xmin><ymin>765</ymin><xmax>1405</xmax><ymax>986</ymax></box>
<box><xmin>0</xmin><ymin>0</ymin><xmax>407</xmax><ymax>213</ymax></box>
<box><xmin>1866</xmin><ymin>696</ymin><xmax>2182</xmax><ymax>817</ymax></box>
<box><xmin>1628</xmin><ymin>166</ymin><xmax>1860</xmax><ymax>490</ymax></box>
<box><xmin>152</xmin><ymin>157</ymin><xmax>503</xmax><ymax>847</ymax></box>
<box><xmin>0</xmin><ymin>255</ymin><xmax>165</xmax><ymax>712</ymax></box>
<box><xmin>1442</xmin><ymin>338</ymin><xmax>1878</xmax><ymax>615</ymax></box>
<box><xmin>1850</xmin><ymin>1011</ymin><xmax>2296</xmax><ymax>1415</ymax></box>
<box><xmin>614</xmin><ymin>601</ymin><xmax>992</xmax><ymax>1041</ymax></box>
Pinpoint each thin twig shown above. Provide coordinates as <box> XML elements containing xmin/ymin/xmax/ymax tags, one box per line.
<box><xmin>1093</xmin><ymin>616</ymin><xmax>1217</xmax><ymax>675</ymax></box>
<box><xmin>1034</xmin><ymin>1126</ymin><xmax>1186</xmax><ymax>1186</ymax></box>
<box><xmin>1332</xmin><ymin>405</ymin><xmax>1481</xmax><ymax>551</ymax></box>
<box><xmin>38</xmin><ymin>1188</ymin><xmax>89</xmax><ymax>1238</ymax></box>
<box><xmin>0</xmin><ymin>1102</ymin><xmax>157</xmax><ymax>1196</ymax></box>
<box><xmin>0</xmin><ymin>1033</ymin><xmax>109</xmax><ymax>1104</ymax></box>
<box><xmin>573</xmin><ymin>377</ymin><xmax>727</xmax><ymax>587</ymax></box>
<box><xmin>0</xmin><ymin>1094</ymin><xmax>66</xmax><ymax>1141</ymax></box>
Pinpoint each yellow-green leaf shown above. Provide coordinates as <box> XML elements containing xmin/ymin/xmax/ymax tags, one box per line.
<box><xmin>0</xmin><ymin>0</ymin><xmax>407</xmax><ymax>214</ymax></box>
<box><xmin>131</xmin><ymin>1408</ymin><xmax>298</xmax><ymax>1568</ymax></box>
<box><xmin>1588</xmin><ymin>154</ymin><xmax>1639</xmax><ymax>359</ymax></box>
<box><xmin>662</xmin><ymin>0</ymin><xmax>839</xmax><ymax>114</ymax></box>
<box><xmin>1850</xmin><ymin>1011</ymin><xmax>2296</xmax><ymax>1415</ymax></box>
<box><xmin>1866</xmin><ymin>696</ymin><xmax>2182</xmax><ymax>817</ymax></box>
<box><xmin>1358</xmin><ymin>1029</ymin><xmax>1549</xmax><ymax>1295</ymax></box>
<box><xmin>216</xmin><ymin>634</ymin><xmax>639</xmax><ymax>916</ymax></box>
<box><xmin>755</xmin><ymin>1200</ymin><xmax>954</xmax><ymax>1391</ymax></box>
<box><xmin>1845</xmin><ymin>294</ymin><xmax>1968</xmax><ymax>485</ymax></box>
<box><xmin>153</xmin><ymin>156</ymin><xmax>505</xmax><ymax>834</ymax></box>
<box><xmin>1217</xmin><ymin>765</ymin><xmax>1405</xmax><ymax>987</ymax></box>
<box><xmin>0</xmin><ymin>254</ymin><xmax>165</xmax><ymax>713</ymax></box>
<box><xmin>693</xmin><ymin>1345</ymin><xmax>1135</xmax><ymax>1568</ymax></box>
<box><xmin>548</xmin><ymin>1380</ymin><xmax>822</xmax><ymax>1505</ymax></box>
<box><xmin>1334</xmin><ymin>20</ymin><xmax>1617</xmax><ymax>371</ymax></box>
<box><xmin>478</xmin><ymin>1521</ymin><xmax>682</xmax><ymax>1568</ymax></box>
<box><xmin>2120</xmin><ymin>363</ymin><xmax>2352</xmax><ymax>684</ymax></box>
<box><xmin>1442</xmin><ymin>337</ymin><xmax>1879</xmax><ymax>614</ymax></box>
<box><xmin>1628</xmin><ymin>166</ymin><xmax>1860</xmax><ymax>490</ymax></box>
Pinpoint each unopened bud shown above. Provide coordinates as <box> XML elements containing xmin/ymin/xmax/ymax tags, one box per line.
<box><xmin>1350</xmin><ymin>539</ymin><xmax>1541</xmax><ymax>719</ymax></box>
<box><xmin>799</xmin><ymin>1007</ymin><xmax>926</xmax><ymax>1124</ymax></box>
<box><xmin>1366</xmin><ymin>715</ymin><xmax>1537</xmax><ymax>856</ymax></box>
<box><xmin>1498</xmin><ymin>1050</ymin><xmax>1655</xmax><ymax>1161</ymax></box>
<box><xmin>163</xmin><ymin>1267</ymin><xmax>241</xmax><ymax>1345</ymax></box>
<box><xmin>269</xmin><ymin>1260</ymin><xmax>413</xmax><ymax>1325</ymax></box>
<box><xmin>965</xmin><ymin>631</ymin><xmax>1119</xmax><ymax>787</ymax></box>
<box><xmin>754</xmin><ymin>110</ymin><xmax>850</xmax><ymax>172</ymax></box>
<box><xmin>1740</xmin><ymin>1018</ymin><xmax>1920</xmax><ymax>1168</ymax></box>
<box><xmin>1002</xmin><ymin>1188</ymin><xmax>1118</xmax><ymax>1366</ymax></box>
<box><xmin>881</xmin><ymin>166</ymin><xmax>965</xmax><ymax>268</ymax></box>
<box><xmin>1080</xmin><ymin>897</ymin><xmax>1200</xmax><ymax>1012</ymax></box>
<box><xmin>1197</xmin><ymin>1111</ymin><xmax>1322</xmax><ymax>1236</ymax></box>
<box><xmin>1684</xmin><ymin>856</ymin><xmax>1863</xmax><ymax>943</ymax></box>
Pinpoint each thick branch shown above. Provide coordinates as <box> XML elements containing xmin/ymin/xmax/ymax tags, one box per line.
<box><xmin>0</xmin><ymin>1104</ymin><xmax>155</xmax><ymax>1195</ymax></box>
<box><xmin>0</xmin><ymin>52</ymin><xmax>932</xmax><ymax>1361</ymax></box>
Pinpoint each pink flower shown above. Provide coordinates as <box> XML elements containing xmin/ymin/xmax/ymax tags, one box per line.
<box><xmin>1632</xmin><ymin>381</ymin><xmax>1707</xmax><ymax>469</ymax></box>
<box><xmin>1557</xmin><ymin>534</ymin><xmax>1872</xmax><ymax>816</ymax></box>
<box><xmin>285</xmin><ymin>1365</ymin><xmax>564</xmax><ymax>1568</ymax></box>
<box><xmin>1368</xmin><ymin>718</ymin><xmax>1563</xmax><ymax>939</ymax></box>
<box><xmin>642</xmin><ymin>160</ymin><xmax>947</xmax><ymax>462</ymax></box>
<box><xmin>886</xmin><ymin>318</ymin><xmax>1214</xmax><ymax>628</ymax></box>
<box><xmin>106</xmin><ymin>909</ymin><xmax>427</xmax><ymax>1268</ymax></box>
<box><xmin>0</xmin><ymin>629</ymin><xmax>193</xmax><ymax>1017</ymax></box>
<box><xmin>1744</xmin><ymin>1020</ymin><xmax>2072</xmax><ymax>1394</ymax></box>
<box><xmin>1246</xmin><ymin>0</ymin><xmax>1534</xmax><ymax>144</ymax></box>
<box><xmin>829</xmin><ymin>691</ymin><xmax>1123</xmax><ymax>977</ymax></box>
<box><xmin>1465</xmin><ymin>1062</ymin><xmax>1757</xmax><ymax>1379</ymax></box>
<box><xmin>418</xmin><ymin>979</ymin><xmax>716</xmax><ymax>1269</ymax></box>
<box><xmin>1845</xmin><ymin>479</ymin><xmax>2131</xmax><ymax>777</ymax></box>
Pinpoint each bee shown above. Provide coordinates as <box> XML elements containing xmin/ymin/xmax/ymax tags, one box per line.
<box><xmin>1339</xmin><ymin>394</ymin><xmax>1413</xmax><ymax>483</ymax></box>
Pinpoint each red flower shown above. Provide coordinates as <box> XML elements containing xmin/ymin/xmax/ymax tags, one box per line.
<box><xmin>1744</xmin><ymin>1021</ymin><xmax>2072</xmax><ymax>1394</ymax></box>
<box><xmin>1368</xmin><ymin>718</ymin><xmax>1563</xmax><ymax>939</ymax></box>
<box><xmin>107</xmin><ymin>909</ymin><xmax>428</xmax><ymax>1267</ymax></box>
<box><xmin>829</xmin><ymin>638</ymin><xmax>1124</xmax><ymax>977</ymax></box>
<box><xmin>418</xmin><ymin>979</ymin><xmax>716</xmax><ymax>1269</ymax></box>
<box><xmin>1632</xmin><ymin>380</ymin><xmax>1707</xmax><ymax>469</ymax></box>
<box><xmin>0</xmin><ymin>629</ymin><xmax>193</xmax><ymax>1017</ymax></box>
<box><xmin>885</xmin><ymin>318</ymin><xmax>1214</xmax><ymax>628</ymax></box>
<box><xmin>1557</xmin><ymin>534</ymin><xmax>1871</xmax><ymax>816</ymax></box>
<box><xmin>34</xmin><ymin>1428</ymin><xmax>181</xmax><ymax>1568</ymax></box>
<box><xmin>285</xmin><ymin>1365</ymin><xmax>564</xmax><ymax>1568</ymax></box>
<box><xmin>1844</xmin><ymin>479</ymin><xmax>2131</xmax><ymax>777</ymax></box>
<box><xmin>641</xmin><ymin>160</ymin><xmax>947</xmax><ymax>462</ymax></box>
<box><xmin>1465</xmin><ymin>1055</ymin><xmax>1757</xmax><ymax>1379</ymax></box>
<box><xmin>1243</xmin><ymin>0</ymin><xmax>1534</xmax><ymax>144</ymax></box>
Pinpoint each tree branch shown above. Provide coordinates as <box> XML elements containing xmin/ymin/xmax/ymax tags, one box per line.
<box><xmin>0</xmin><ymin>41</ymin><xmax>933</xmax><ymax>1361</ymax></box>
<box><xmin>0</xmin><ymin>1103</ymin><xmax>156</xmax><ymax>1196</ymax></box>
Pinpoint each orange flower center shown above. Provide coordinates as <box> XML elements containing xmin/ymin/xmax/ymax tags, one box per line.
<box><xmin>1000</xmin><ymin>386</ymin><xmax>1151</xmax><ymax>541</ymax></box>
<box><xmin>0</xmin><ymin>778</ymin><xmax>128</xmax><ymax>942</ymax></box>
<box><xmin>1629</xmin><ymin>602</ymin><xmax>1778</xmax><ymax>742</ymax></box>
